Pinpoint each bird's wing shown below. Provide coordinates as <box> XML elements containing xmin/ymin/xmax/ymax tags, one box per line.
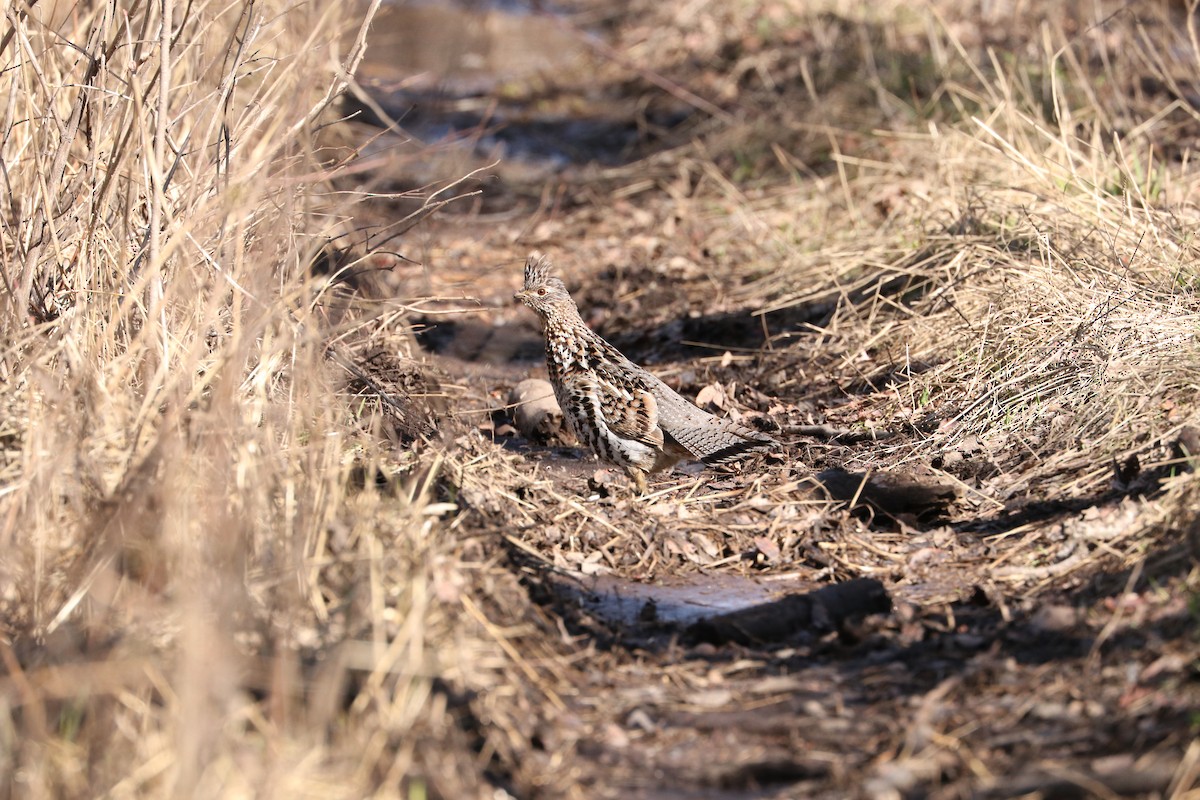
<box><xmin>587</xmin><ymin>368</ymin><xmax>665</xmax><ymax>449</ymax></box>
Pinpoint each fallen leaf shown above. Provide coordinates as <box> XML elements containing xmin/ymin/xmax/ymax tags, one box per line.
<box><xmin>695</xmin><ymin>382</ymin><xmax>729</xmax><ymax>411</ymax></box>
<box><xmin>752</xmin><ymin>536</ymin><xmax>780</xmax><ymax>562</ymax></box>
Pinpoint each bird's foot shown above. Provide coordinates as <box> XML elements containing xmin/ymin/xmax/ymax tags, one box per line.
<box><xmin>628</xmin><ymin>469</ymin><xmax>649</xmax><ymax>496</ymax></box>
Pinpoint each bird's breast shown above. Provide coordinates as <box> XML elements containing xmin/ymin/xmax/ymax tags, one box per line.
<box><xmin>546</xmin><ymin>333</ymin><xmax>588</xmax><ymax>372</ymax></box>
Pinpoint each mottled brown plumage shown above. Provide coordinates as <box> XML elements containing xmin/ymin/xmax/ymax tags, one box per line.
<box><xmin>514</xmin><ymin>255</ymin><xmax>776</xmax><ymax>493</ymax></box>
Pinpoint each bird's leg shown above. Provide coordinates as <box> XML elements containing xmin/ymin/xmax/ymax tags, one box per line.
<box><xmin>627</xmin><ymin>467</ymin><xmax>649</xmax><ymax>495</ymax></box>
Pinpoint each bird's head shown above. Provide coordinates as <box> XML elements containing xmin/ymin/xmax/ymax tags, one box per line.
<box><xmin>514</xmin><ymin>255</ymin><xmax>574</xmax><ymax>318</ymax></box>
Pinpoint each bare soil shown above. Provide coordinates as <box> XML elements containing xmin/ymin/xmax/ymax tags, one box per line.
<box><xmin>387</xmin><ymin>237</ymin><xmax>1197</xmax><ymax>799</ymax></box>
<box><xmin>340</xmin><ymin>1</ymin><xmax>1200</xmax><ymax>796</ymax></box>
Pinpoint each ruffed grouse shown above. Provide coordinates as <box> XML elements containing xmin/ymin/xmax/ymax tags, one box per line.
<box><xmin>514</xmin><ymin>255</ymin><xmax>776</xmax><ymax>493</ymax></box>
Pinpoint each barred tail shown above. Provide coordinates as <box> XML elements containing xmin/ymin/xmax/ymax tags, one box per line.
<box><xmin>647</xmin><ymin>376</ymin><xmax>777</xmax><ymax>464</ymax></box>
<box><xmin>666</xmin><ymin>422</ymin><xmax>776</xmax><ymax>465</ymax></box>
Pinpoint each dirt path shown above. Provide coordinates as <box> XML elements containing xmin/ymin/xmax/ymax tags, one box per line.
<box><xmin>340</xmin><ymin>1</ymin><xmax>1200</xmax><ymax>795</ymax></box>
<box><xmin>394</xmin><ymin>236</ymin><xmax>1196</xmax><ymax>798</ymax></box>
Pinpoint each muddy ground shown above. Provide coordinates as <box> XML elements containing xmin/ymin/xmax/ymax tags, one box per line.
<box><xmin>334</xmin><ymin>2</ymin><xmax>1200</xmax><ymax>797</ymax></box>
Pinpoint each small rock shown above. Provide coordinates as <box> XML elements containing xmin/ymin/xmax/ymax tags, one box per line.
<box><xmin>508</xmin><ymin>378</ymin><xmax>570</xmax><ymax>444</ymax></box>
<box><xmin>1031</xmin><ymin>603</ymin><xmax>1079</xmax><ymax>632</ymax></box>
<box><xmin>602</xmin><ymin>722</ymin><xmax>630</xmax><ymax>748</ymax></box>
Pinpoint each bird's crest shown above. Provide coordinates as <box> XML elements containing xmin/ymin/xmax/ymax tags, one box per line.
<box><xmin>524</xmin><ymin>254</ymin><xmax>555</xmax><ymax>289</ymax></box>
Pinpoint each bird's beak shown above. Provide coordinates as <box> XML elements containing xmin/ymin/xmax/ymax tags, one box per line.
<box><xmin>513</xmin><ymin>289</ymin><xmax>528</xmax><ymax>303</ymax></box>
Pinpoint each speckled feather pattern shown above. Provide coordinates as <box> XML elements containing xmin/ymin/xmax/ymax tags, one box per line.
<box><xmin>517</xmin><ymin>255</ymin><xmax>775</xmax><ymax>485</ymax></box>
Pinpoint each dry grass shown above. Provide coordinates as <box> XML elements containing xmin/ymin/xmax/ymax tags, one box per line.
<box><xmin>2</xmin><ymin>0</ymin><xmax>1200</xmax><ymax>797</ymax></box>
<box><xmin>0</xmin><ymin>1</ymin><xmax>494</xmax><ymax>797</ymax></box>
<box><xmin>745</xmin><ymin>0</ymin><xmax>1200</xmax><ymax>528</ymax></box>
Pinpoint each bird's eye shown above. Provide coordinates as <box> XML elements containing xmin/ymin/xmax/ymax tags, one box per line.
<box><xmin>537</xmin><ymin>287</ymin><xmax>547</xmax><ymax>296</ymax></box>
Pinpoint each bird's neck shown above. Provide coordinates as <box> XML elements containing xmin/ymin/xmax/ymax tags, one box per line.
<box><xmin>541</xmin><ymin>302</ymin><xmax>625</xmax><ymax>370</ymax></box>
<box><xmin>542</xmin><ymin>302</ymin><xmax>586</xmax><ymax>337</ymax></box>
